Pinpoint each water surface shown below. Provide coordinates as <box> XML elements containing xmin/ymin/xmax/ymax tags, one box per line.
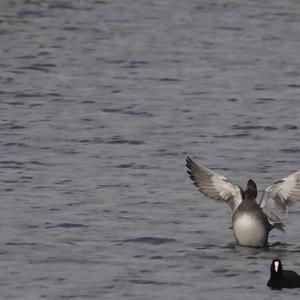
<box><xmin>1</xmin><ymin>0</ymin><xmax>300</xmax><ymax>299</ymax></box>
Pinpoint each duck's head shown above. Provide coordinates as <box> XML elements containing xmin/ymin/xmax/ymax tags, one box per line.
<box><xmin>245</xmin><ymin>179</ymin><xmax>257</xmax><ymax>198</ymax></box>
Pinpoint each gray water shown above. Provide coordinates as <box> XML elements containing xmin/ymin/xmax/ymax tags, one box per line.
<box><xmin>1</xmin><ymin>0</ymin><xmax>300</xmax><ymax>299</ymax></box>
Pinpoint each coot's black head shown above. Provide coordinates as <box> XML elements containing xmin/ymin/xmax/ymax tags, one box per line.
<box><xmin>271</xmin><ymin>259</ymin><xmax>283</xmax><ymax>278</ymax></box>
<box><xmin>245</xmin><ymin>179</ymin><xmax>257</xmax><ymax>198</ymax></box>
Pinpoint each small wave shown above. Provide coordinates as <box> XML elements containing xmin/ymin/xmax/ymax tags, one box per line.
<box><xmin>150</xmin><ymin>256</ymin><xmax>163</xmax><ymax>260</ymax></box>
<box><xmin>121</xmin><ymin>237</ymin><xmax>177</xmax><ymax>245</ymax></box>
<box><xmin>115</xmin><ymin>163</ymin><xmax>150</xmax><ymax>169</ymax></box>
<box><xmin>212</xmin><ymin>268</ymin><xmax>230</xmax><ymax>274</ymax></box>
<box><xmin>47</xmin><ymin>223</ymin><xmax>88</xmax><ymax>229</ymax></box>
<box><xmin>130</xmin><ymin>279</ymin><xmax>168</xmax><ymax>285</ymax></box>
<box><xmin>10</xmin><ymin>125</ymin><xmax>26</xmax><ymax>129</ymax></box>
<box><xmin>214</xmin><ymin>133</ymin><xmax>249</xmax><ymax>138</ymax></box>
<box><xmin>232</xmin><ymin>285</ymin><xmax>254</xmax><ymax>289</ymax></box>
<box><xmin>3</xmin><ymin>142</ymin><xmax>28</xmax><ymax>147</ymax></box>
<box><xmin>280</xmin><ymin>147</ymin><xmax>300</xmax><ymax>153</ymax></box>
<box><xmin>49</xmin><ymin>3</ymin><xmax>77</xmax><ymax>10</ymax></box>
<box><xmin>20</xmin><ymin>63</ymin><xmax>56</xmax><ymax>73</ymax></box>
<box><xmin>63</xmin><ymin>26</ymin><xmax>79</xmax><ymax>31</ymax></box>
<box><xmin>232</xmin><ymin>125</ymin><xmax>277</xmax><ymax>131</ymax></box>
<box><xmin>256</xmin><ymin>97</ymin><xmax>276</xmax><ymax>103</ymax></box>
<box><xmin>6</xmin><ymin>101</ymin><xmax>25</xmax><ymax>106</ymax></box>
<box><xmin>14</xmin><ymin>93</ymin><xmax>44</xmax><ymax>98</ymax></box>
<box><xmin>108</xmin><ymin>137</ymin><xmax>144</xmax><ymax>145</ymax></box>
<box><xmin>269</xmin><ymin>241</ymin><xmax>290</xmax><ymax>248</ymax></box>
<box><xmin>214</xmin><ymin>26</ymin><xmax>242</xmax><ymax>31</ymax></box>
<box><xmin>283</xmin><ymin>124</ymin><xmax>298</xmax><ymax>130</ymax></box>
<box><xmin>6</xmin><ymin>242</ymin><xmax>37</xmax><ymax>246</ymax></box>
<box><xmin>79</xmin><ymin>137</ymin><xmax>144</xmax><ymax>145</ymax></box>
<box><xmin>0</xmin><ymin>160</ymin><xmax>24</xmax><ymax>169</ymax></box>
<box><xmin>124</xmin><ymin>60</ymin><xmax>149</xmax><ymax>68</ymax></box>
<box><xmin>158</xmin><ymin>78</ymin><xmax>180</xmax><ymax>82</ymax></box>
<box><xmin>102</xmin><ymin>108</ymin><xmax>122</xmax><ymax>113</ymax></box>
<box><xmin>123</xmin><ymin>111</ymin><xmax>153</xmax><ymax>117</ymax></box>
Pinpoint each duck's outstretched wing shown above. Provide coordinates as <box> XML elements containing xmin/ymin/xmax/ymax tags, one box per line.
<box><xmin>259</xmin><ymin>170</ymin><xmax>300</xmax><ymax>231</ymax></box>
<box><xmin>186</xmin><ymin>156</ymin><xmax>243</xmax><ymax>212</ymax></box>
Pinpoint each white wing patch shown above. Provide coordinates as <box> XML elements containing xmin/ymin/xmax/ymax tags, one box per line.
<box><xmin>186</xmin><ymin>157</ymin><xmax>243</xmax><ymax>212</ymax></box>
<box><xmin>260</xmin><ymin>170</ymin><xmax>300</xmax><ymax>231</ymax></box>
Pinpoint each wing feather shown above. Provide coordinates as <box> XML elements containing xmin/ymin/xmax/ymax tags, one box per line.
<box><xmin>186</xmin><ymin>156</ymin><xmax>243</xmax><ymax>212</ymax></box>
<box><xmin>260</xmin><ymin>170</ymin><xmax>300</xmax><ymax>231</ymax></box>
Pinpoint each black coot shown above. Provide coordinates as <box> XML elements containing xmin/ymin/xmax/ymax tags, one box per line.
<box><xmin>267</xmin><ymin>259</ymin><xmax>300</xmax><ymax>289</ymax></box>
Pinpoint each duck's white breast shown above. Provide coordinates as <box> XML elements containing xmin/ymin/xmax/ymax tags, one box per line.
<box><xmin>233</xmin><ymin>214</ymin><xmax>268</xmax><ymax>247</ymax></box>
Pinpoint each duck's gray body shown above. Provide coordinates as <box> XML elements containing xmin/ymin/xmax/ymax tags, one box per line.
<box><xmin>232</xmin><ymin>211</ymin><xmax>269</xmax><ymax>247</ymax></box>
<box><xmin>232</xmin><ymin>195</ymin><xmax>270</xmax><ymax>247</ymax></box>
<box><xmin>231</xmin><ymin>179</ymin><xmax>271</xmax><ymax>247</ymax></box>
<box><xmin>186</xmin><ymin>157</ymin><xmax>300</xmax><ymax>248</ymax></box>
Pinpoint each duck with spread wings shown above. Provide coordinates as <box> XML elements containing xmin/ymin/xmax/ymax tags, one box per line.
<box><xmin>186</xmin><ymin>156</ymin><xmax>300</xmax><ymax>248</ymax></box>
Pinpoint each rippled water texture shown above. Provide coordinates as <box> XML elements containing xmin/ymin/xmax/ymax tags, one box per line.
<box><xmin>1</xmin><ymin>0</ymin><xmax>300</xmax><ymax>299</ymax></box>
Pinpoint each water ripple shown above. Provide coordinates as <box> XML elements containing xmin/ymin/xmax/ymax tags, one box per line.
<box><xmin>121</xmin><ymin>237</ymin><xmax>177</xmax><ymax>245</ymax></box>
<box><xmin>46</xmin><ymin>223</ymin><xmax>89</xmax><ymax>229</ymax></box>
